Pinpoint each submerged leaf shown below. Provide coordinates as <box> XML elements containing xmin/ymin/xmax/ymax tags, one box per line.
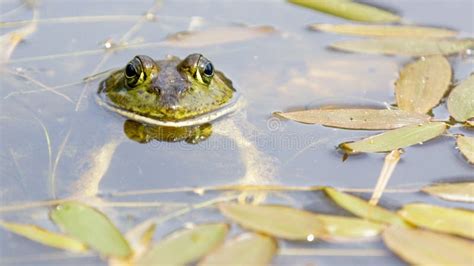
<box><xmin>340</xmin><ymin>122</ymin><xmax>447</xmax><ymax>153</ymax></box>
<box><xmin>198</xmin><ymin>233</ymin><xmax>277</xmax><ymax>266</ymax></box>
<box><xmin>288</xmin><ymin>0</ymin><xmax>400</xmax><ymax>23</ymax></box>
<box><xmin>383</xmin><ymin>226</ymin><xmax>474</xmax><ymax>265</ymax></box>
<box><xmin>137</xmin><ymin>223</ymin><xmax>229</xmax><ymax>266</ymax></box>
<box><xmin>0</xmin><ymin>221</ymin><xmax>87</xmax><ymax>252</ymax></box>
<box><xmin>447</xmin><ymin>75</ymin><xmax>474</xmax><ymax>122</ymax></box>
<box><xmin>163</xmin><ymin>25</ymin><xmax>276</xmax><ymax>48</ymax></box>
<box><xmin>457</xmin><ymin>135</ymin><xmax>474</xmax><ymax>164</ymax></box>
<box><xmin>310</xmin><ymin>24</ymin><xmax>456</xmax><ymax>38</ymax></box>
<box><xmin>422</xmin><ymin>182</ymin><xmax>474</xmax><ymax>203</ymax></box>
<box><xmin>324</xmin><ymin>188</ymin><xmax>406</xmax><ymax>225</ymax></box>
<box><xmin>274</xmin><ymin>108</ymin><xmax>430</xmax><ymax>130</ymax></box>
<box><xmin>219</xmin><ymin>203</ymin><xmax>325</xmax><ymax>240</ymax></box>
<box><xmin>398</xmin><ymin>203</ymin><xmax>474</xmax><ymax>239</ymax></box>
<box><xmin>50</xmin><ymin>202</ymin><xmax>131</xmax><ymax>258</ymax></box>
<box><xmin>330</xmin><ymin>38</ymin><xmax>474</xmax><ymax>56</ymax></box>
<box><xmin>315</xmin><ymin>215</ymin><xmax>385</xmax><ymax>242</ymax></box>
<box><xmin>395</xmin><ymin>56</ymin><xmax>451</xmax><ymax>114</ymax></box>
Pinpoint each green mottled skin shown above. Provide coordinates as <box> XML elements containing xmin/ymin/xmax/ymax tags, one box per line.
<box><xmin>98</xmin><ymin>54</ymin><xmax>235</xmax><ymax>121</ymax></box>
<box><xmin>98</xmin><ymin>54</ymin><xmax>235</xmax><ymax>144</ymax></box>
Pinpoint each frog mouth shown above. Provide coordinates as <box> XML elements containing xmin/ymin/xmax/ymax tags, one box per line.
<box><xmin>96</xmin><ymin>91</ymin><xmax>241</xmax><ymax>127</ymax></box>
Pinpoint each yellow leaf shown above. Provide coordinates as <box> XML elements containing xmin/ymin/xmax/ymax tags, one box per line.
<box><xmin>324</xmin><ymin>188</ymin><xmax>406</xmax><ymax>225</ymax></box>
<box><xmin>398</xmin><ymin>203</ymin><xmax>474</xmax><ymax>239</ymax></box>
<box><xmin>330</xmin><ymin>38</ymin><xmax>474</xmax><ymax>56</ymax></box>
<box><xmin>422</xmin><ymin>182</ymin><xmax>474</xmax><ymax>203</ymax></box>
<box><xmin>340</xmin><ymin>122</ymin><xmax>447</xmax><ymax>153</ymax></box>
<box><xmin>198</xmin><ymin>233</ymin><xmax>277</xmax><ymax>266</ymax></box>
<box><xmin>316</xmin><ymin>215</ymin><xmax>385</xmax><ymax>242</ymax></box>
<box><xmin>219</xmin><ymin>203</ymin><xmax>325</xmax><ymax>240</ymax></box>
<box><xmin>310</xmin><ymin>24</ymin><xmax>456</xmax><ymax>38</ymax></box>
<box><xmin>456</xmin><ymin>135</ymin><xmax>474</xmax><ymax>164</ymax></box>
<box><xmin>396</xmin><ymin>56</ymin><xmax>451</xmax><ymax>114</ymax></box>
<box><xmin>383</xmin><ymin>226</ymin><xmax>474</xmax><ymax>265</ymax></box>
<box><xmin>274</xmin><ymin>108</ymin><xmax>430</xmax><ymax>130</ymax></box>
<box><xmin>447</xmin><ymin>75</ymin><xmax>474</xmax><ymax>122</ymax></box>
<box><xmin>136</xmin><ymin>223</ymin><xmax>229</xmax><ymax>266</ymax></box>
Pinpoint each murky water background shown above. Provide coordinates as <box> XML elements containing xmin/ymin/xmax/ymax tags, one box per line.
<box><xmin>1</xmin><ymin>0</ymin><xmax>473</xmax><ymax>265</ymax></box>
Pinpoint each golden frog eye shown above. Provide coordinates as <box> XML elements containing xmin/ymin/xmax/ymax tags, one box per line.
<box><xmin>125</xmin><ymin>56</ymin><xmax>144</xmax><ymax>88</ymax></box>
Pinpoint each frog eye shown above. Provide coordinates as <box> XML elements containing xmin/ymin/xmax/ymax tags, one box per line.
<box><xmin>196</xmin><ymin>56</ymin><xmax>214</xmax><ymax>84</ymax></box>
<box><xmin>125</xmin><ymin>56</ymin><xmax>145</xmax><ymax>87</ymax></box>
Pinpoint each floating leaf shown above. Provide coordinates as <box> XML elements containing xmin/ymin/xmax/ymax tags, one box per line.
<box><xmin>0</xmin><ymin>221</ymin><xmax>87</xmax><ymax>252</ymax></box>
<box><xmin>198</xmin><ymin>233</ymin><xmax>277</xmax><ymax>266</ymax></box>
<box><xmin>50</xmin><ymin>202</ymin><xmax>132</xmax><ymax>258</ymax></box>
<box><xmin>163</xmin><ymin>25</ymin><xmax>276</xmax><ymax>48</ymax></box>
<box><xmin>274</xmin><ymin>108</ymin><xmax>430</xmax><ymax>130</ymax></box>
<box><xmin>395</xmin><ymin>56</ymin><xmax>451</xmax><ymax>114</ymax></box>
<box><xmin>315</xmin><ymin>215</ymin><xmax>385</xmax><ymax>242</ymax></box>
<box><xmin>383</xmin><ymin>226</ymin><xmax>474</xmax><ymax>265</ymax></box>
<box><xmin>457</xmin><ymin>135</ymin><xmax>474</xmax><ymax>164</ymax></box>
<box><xmin>330</xmin><ymin>38</ymin><xmax>474</xmax><ymax>56</ymax></box>
<box><xmin>422</xmin><ymin>182</ymin><xmax>474</xmax><ymax>203</ymax></box>
<box><xmin>219</xmin><ymin>203</ymin><xmax>326</xmax><ymax>240</ymax></box>
<box><xmin>288</xmin><ymin>0</ymin><xmax>400</xmax><ymax>23</ymax></box>
<box><xmin>340</xmin><ymin>122</ymin><xmax>447</xmax><ymax>153</ymax></box>
<box><xmin>448</xmin><ymin>75</ymin><xmax>474</xmax><ymax>122</ymax></box>
<box><xmin>137</xmin><ymin>223</ymin><xmax>229</xmax><ymax>265</ymax></box>
<box><xmin>399</xmin><ymin>203</ymin><xmax>474</xmax><ymax>239</ymax></box>
<box><xmin>310</xmin><ymin>24</ymin><xmax>456</xmax><ymax>38</ymax></box>
<box><xmin>324</xmin><ymin>188</ymin><xmax>406</xmax><ymax>225</ymax></box>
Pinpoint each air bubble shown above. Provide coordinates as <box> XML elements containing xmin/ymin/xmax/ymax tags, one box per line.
<box><xmin>306</xmin><ymin>234</ymin><xmax>315</xmax><ymax>242</ymax></box>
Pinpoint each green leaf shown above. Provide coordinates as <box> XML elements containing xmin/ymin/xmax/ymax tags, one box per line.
<box><xmin>422</xmin><ymin>182</ymin><xmax>474</xmax><ymax>203</ymax></box>
<box><xmin>395</xmin><ymin>56</ymin><xmax>451</xmax><ymax>114</ymax></box>
<box><xmin>330</xmin><ymin>38</ymin><xmax>474</xmax><ymax>56</ymax></box>
<box><xmin>198</xmin><ymin>233</ymin><xmax>277</xmax><ymax>266</ymax></box>
<box><xmin>340</xmin><ymin>122</ymin><xmax>447</xmax><ymax>153</ymax></box>
<box><xmin>310</xmin><ymin>24</ymin><xmax>457</xmax><ymax>38</ymax></box>
<box><xmin>288</xmin><ymin>0</ymin><xmax>400</xmax><ymax>23</ymax></box>
<box><xmin>219</xmin><ymin>203</ymin><xmax>326</xmax><ymax>240</ymax></box>
<box><xmin>457</xmin><ymin>135</ymin><xmax>474</xmax><ymax>164</ymax></box>
<box><xmin>274</xmin><ymin>108</ymin><xmax>430</xmax><ymax>130</ymax></box>
<box><xmin>383</xmin><ymin>226</ymin><xmax>474</xmax><ymax>265</ymax></box>
<box><xmin>0</xmin><ymin>221</ymin><xmax>87</xmax><ymax>252</ymax></box>
<box><xmin>399</xmin><ymin>203</ymin><xmax>474</xmax><ymax>239</ymax></box>
<box><xmin>324</xmin><ymin>188</ymin><xmax>406</xmax><ymax>225</ymax></box>
<box><xmin>315</xmin><ymin>214</ymin><xmax>385</xmax><ymax>242</ymax></box>
<box><xmin>137</xmin><ymin>223</ymin><xmax>229</xmax><ymax>266</ymax></box>
<box><xmin>448</xmin><ymin>75</ymin><xmax>474</xmax><ymax>122</ymax></box>
<box><xmin>50</xmin><ymin>201</ymin><xmax>132</xmax><ymax>258</ymax></box>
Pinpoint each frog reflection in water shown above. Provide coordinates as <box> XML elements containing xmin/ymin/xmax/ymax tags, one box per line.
<box><xmin>97</xmin><ymin>54</ymin><xmax>237</xmax><ymax>143</ymax></box>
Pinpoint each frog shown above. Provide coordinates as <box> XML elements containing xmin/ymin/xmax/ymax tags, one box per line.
<box><xmin>97</xmin><ymin>53</ymin><xmax>239</xmax><ymax>143</ymax></box>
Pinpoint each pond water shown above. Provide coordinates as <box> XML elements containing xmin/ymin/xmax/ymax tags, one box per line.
<box><xmin>1</xmin><ymin>0</ymin><xmax>473</xmax><ymax>265</ymax></box>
